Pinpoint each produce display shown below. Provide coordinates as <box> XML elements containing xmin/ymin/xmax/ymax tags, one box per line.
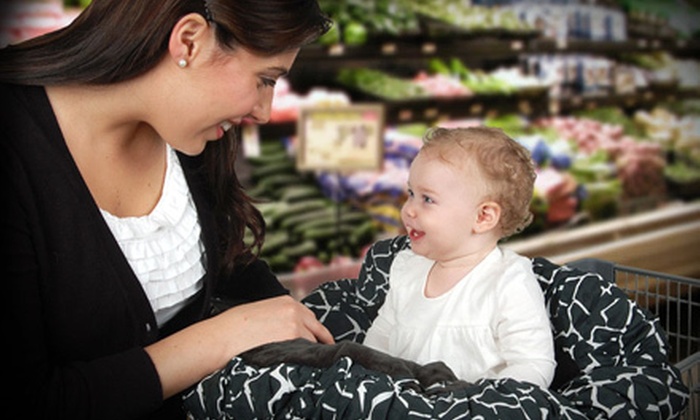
<box><xmin>622</xmin><ymin>0</ymin><xmax>700</xmax><ymax>39</ymax></box>
<box><xmin>538</xmin><ymin>111</ymin><xmax>666</xmax><ymax>200</ymax></box>
<box><xmin>428</xmin><ymin>58</ymin><xmax>548</xmax><ymax>94</ymax></box>
<box><xmin>248</xmin><ymin>99</ymin><xmax>700</xmax><ymax>272</ymax></box>
<box><xmin>410</xmin><ymin>1</ymin><xmax>535</xmax><ymax>36</ymax></box>
<box><xmin>314</xmin><ymin>0</ymin><xmax>640</xmax><ymax>46</ymax></box>
<box><xmin>305</xmin><ymin>105</ymin><xmax>700</xmax><ymax>239</ymax></box>
<box><xmin>633</xmin><ymin>103</ymin><xmax>700</xmax><ymax>198</ymax></box>
<box><xmin>337</xmin><ymin>68</ymin><xmax>429</xmax><ymax>100</ymax></box>
<box><xmin>21</xmin><ymin>0</ymin><xmax>698</xmax><ymax>275</ymax></box>
<box><xmin>503</xmin><ymin>1</ymin><xmax>627</xmax><ymax>42</ymax></box>
<box><xmin>337</xmin><ymin>60</ymin><xmax>546</xmax><ymax>101</ymax></box>
<box><xmin>316</xmin><ymin>0</ymin><xmax>420</xmax><ymax>45</ymax></box>
<box><xmin>315</xmin><ymin>0</ymin><xmax>535</xmax><ymax>47</ymax></box>
<box><xmin>619</xmin><ymin>52</ymin><xmax>700</xmax><ymax>89</ymax></box>
<box><xmin>269</xmin><ymin>78</ymin><xmax>351</xmax><ymax>123</ymax></box>
<box><xmin>245</xmin><ymin>141</ymin><xmax>377</xmax><ymax>273</ymax></box>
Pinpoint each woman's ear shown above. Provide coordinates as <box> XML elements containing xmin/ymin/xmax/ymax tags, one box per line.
<box><xmin>168</xmin><ymin>13</ymin><xmax>210</xmax><ymax>68</ymax></box>
<box><xmin>474</xmin><ymin>201</ymin><xmax>501</xmax><ymax>234</ymax></box>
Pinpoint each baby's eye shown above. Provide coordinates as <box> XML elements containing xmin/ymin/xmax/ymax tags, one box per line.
<box><xmin>422</xmin><ymin>195</ymin><xmax>434</xmax><ymax>204</ymax></box>
<box><xmin>406</xmin><ymin>188</ymin><xmax>414</xmax><ymax>198</ymax></box>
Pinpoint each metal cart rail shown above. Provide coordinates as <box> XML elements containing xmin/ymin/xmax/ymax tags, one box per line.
<box><xmin>570</xmin><ymin>258</ymin><xmax>699</xmax><ymax>420</ymax></box>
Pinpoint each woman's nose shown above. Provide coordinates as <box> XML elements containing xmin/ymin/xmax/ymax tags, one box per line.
<box><xmin>247</xmin><ymin>90</ymin><xmax>273</xmax><ymax>124</ymax></box>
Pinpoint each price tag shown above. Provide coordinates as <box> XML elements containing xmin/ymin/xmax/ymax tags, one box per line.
<box><xmin>297</xmin><ymin>105</ymin><xmax>385</xmax><ymax>171</ymax></box>
<box><xmin>381</xmin><ymin>43</ymin><xmax>397</xmax><ymax>55</ymax></box>
<box><xmin>424</xmin><ymin>107</ymin><xmax>439</xmax><ymax>119</ymax></box>
<box><xmin>422</xmin><ymin>42</ymin><xmax>437</xmax><ymax>54</ymax></box>
<box><xmin>328</xmin><ymin>44</ymin><xmax>345</xmax><ymax>56</ymax></box>
<box><xmin>518</xmin><ymin>100</ymin><xmax>532</xmax><ymax>115</ymax></box>
<box><xmin>549</xmin><ymin>99</ymin><xmax>561</xmax><ymax>115</ymax></box>
<box><xmin>556</xmin><ymin>37</ymin><xmax>567</xmax><ymax>50</ymax></box>
<box><xmin>398</xmin><ymin>109</ymin><xmax>413</xmax><ymax>121</ymax></box>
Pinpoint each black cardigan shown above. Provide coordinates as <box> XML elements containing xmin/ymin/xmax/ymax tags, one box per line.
<box><xmin>0</xmin><ymin>83</ymin><xmax>287</xmax><ymax>420</ymax></box>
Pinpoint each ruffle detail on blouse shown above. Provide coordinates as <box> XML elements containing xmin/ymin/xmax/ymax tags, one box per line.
<box><xmin>101</xmin><ymin>146</ymin><xmax>205</xmax><ymax>325</ymax></box>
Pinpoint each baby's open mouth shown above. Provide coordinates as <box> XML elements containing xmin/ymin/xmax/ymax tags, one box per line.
<box><xmin>408</xmin><ymin>228</ymin><xmax>425</xmax><ymax>240</ymax></box>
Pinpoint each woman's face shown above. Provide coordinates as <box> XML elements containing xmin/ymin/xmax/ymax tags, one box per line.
<box><xmin>159</xmin><ymin>26</ymin><xmax>299</xmax><ymax>155</ymax></box>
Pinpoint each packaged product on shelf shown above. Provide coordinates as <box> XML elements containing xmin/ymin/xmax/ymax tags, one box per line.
<box><xmin>270</xmin><ymin>78</ymin><xmax>350</xmax><ymax>123</ymax></box>
<box><xmin>612</xmin><ymin>65</ymin><xmax>640</xmax><ymax>95</ymax></box>
<box><xmin>504</xmin><ymin>2</ymin><xmax>626</xmax><ymax>43</ymax></box>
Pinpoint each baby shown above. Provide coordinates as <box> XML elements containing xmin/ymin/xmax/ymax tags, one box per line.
<box><xmin>363</xmin><ymin>126</ymin><xmax>556</xmax><ymax>388</ymax></box>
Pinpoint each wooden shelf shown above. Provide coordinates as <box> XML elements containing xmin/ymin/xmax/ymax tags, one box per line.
<box><xmin>504</xmin><ymin>201</ymin><xmax>700</xmax><ymax>278</ymax></box>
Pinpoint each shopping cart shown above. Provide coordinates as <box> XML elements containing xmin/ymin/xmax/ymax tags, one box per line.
<box><xmin>570</xmin><ymin>258</ymin><xmax>699</xmax><ymax>420</ymax></box>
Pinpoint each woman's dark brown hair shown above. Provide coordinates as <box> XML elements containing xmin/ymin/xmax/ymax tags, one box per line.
<box><xmin>0</xmin><ymin>0</ymin><xmax>331</xmax><ymax>275</ymax></box>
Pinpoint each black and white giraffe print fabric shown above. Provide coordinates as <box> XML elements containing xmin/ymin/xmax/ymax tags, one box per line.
<box><xmin>184</xmin><ymin>236</ymin><xmax>689</xmax><ymax>419</ymax></box>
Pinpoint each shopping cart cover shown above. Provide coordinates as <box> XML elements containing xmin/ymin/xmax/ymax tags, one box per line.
<box><xmin>184</xmin><ymin>235</ymin><xmax>689</xmax><ymax>419</ymax></box>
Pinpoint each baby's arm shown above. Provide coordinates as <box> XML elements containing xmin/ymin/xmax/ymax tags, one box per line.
<box><xmin>495</xmin><ymin>268</ymin><xmax>556</xmax><ymax>388</ymax></box>
<box><xmin>361</xmin><ymin>294</ymin><xmax>394</xmax><ymax>351</ymax></box>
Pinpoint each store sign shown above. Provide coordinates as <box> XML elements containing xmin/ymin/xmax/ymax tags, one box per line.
<box><xmin>297</xmin><ymin>105</ymin><xmax>385</xmax><ymax>171</ymax></box>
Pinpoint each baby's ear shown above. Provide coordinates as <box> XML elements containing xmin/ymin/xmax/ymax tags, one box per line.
<box><xmin>474</xmin><ymin>201</ymin><xmax>501</xmax><ymax>234</ymax></box>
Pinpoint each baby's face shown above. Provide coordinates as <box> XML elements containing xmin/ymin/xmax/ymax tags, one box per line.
<box><xmin>401</xmin><ymin>150</ymin><xmax>488</xmax><ymax>261</ymax></box>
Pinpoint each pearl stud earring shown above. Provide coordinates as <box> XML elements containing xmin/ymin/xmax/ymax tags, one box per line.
<box><xmin>178</xmin><ymin>59</ymin><xmax>188</xmax><ymax>68</ymax></box>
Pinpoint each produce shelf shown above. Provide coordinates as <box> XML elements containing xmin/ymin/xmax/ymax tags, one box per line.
<box><xmin>552</xmin><ymin>87</ymin><xmax>700</xmax><ymax>115</ymax></box>
<box><xmin>380</xmin><ymin>90</ymin><xmax>550</xmax><ymax>123</ymax></box>
<box><xmin>504</xmin><ymin>201</ymin><xmax>700</xmax><ymax>279</ymax></box>
<box><xmin>259</xmin><ymin>85</ymin><xmax>699</xmax><ymax>136</ymax></box>
<box><xmin>299</xmin><ymin>37</ymin><xmax>700</xmax><ymax>63</ymax></box>
<box><xmin>277</xmin><ymin>201</ymin><xmax>700</xmax><ymax>299</ymax></box>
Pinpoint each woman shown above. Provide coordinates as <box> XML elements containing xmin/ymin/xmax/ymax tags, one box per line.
<box><xmin>0</xmin><ymin>1</ymin><xmax>333</xmax><ymax>419</ymax></box>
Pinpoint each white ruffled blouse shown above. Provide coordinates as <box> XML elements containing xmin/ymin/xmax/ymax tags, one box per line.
<box><xmin>100</xmin><ymin>146</ymin><xmax>205</xmax><ymax>327</ymax></box>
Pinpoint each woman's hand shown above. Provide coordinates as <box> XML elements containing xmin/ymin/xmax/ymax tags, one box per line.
<box><xmin>146</xmin><ymin>295</ymin><xmax>333</xmax><ymax>399</ymax></box>
<box><xmin>220</xmin><ymin>295</ymin><xmax>335</xmax><ymax>353</ymax></box>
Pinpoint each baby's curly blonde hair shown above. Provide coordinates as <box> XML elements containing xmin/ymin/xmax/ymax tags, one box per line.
<box><xmin>421</xmin><ymin>126</ymin><xmax>536</xmax><ymax>238</ymax></box>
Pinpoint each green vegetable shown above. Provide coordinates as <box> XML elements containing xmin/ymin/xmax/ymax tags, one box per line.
<box><xmin>250</xmin><ymin>159</ymin><xmax>295</xmax><ymax>181</ymax></box>
<box><xmin>318</xmin><ymin>21</ymin><xmax>341</xmax><ymax>45</ymax></box>
<box><xmin>280</xmin><ymin>185</ymin><xmax>325</xmax><ymax>203</ymax></box>
<box><xmin>279</xmin><ymin>207</ymin><xmax>336</xmax><ymax>229</ymax></box>
<box><xmin>303</xmin><ymin>225</ymin><xmax>354</xmax><ymax>241</ymax></box>
<box><xmin>343</xmin><ymin>21</ymin><xmax>368</xmax><ymax>46</ymax></box>
<box><xmin>275</xmin><ymin>199</ymin><xmax>332</xmax><ymax>224</ymax></box>
<box><xmin>338</xmin><ymin>68</ymin><xmax>427</xmax><ymax>100</ymax></box>
<box><xmin>293</xmin><ymin>211</ymin><xmax>369</xmax><ymax>235</ymax></box>
<box><xmin>260</xmin><ymin>231</ymin><xmax>289</xmax><ymax>255</ymax></box>
<box><xmin>282</xmin><ymin>240</ymin><xmax>318</xmax><ymax>258</ymax></box>
<box><xmin>665</xmin><ymin>162</ymin><xmax>700</xmax><ymax>183</ymax></box>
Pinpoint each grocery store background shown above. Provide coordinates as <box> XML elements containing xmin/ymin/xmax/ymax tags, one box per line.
<box><xmin>3</xmin><ymin>0</ymin><xmax>700</xmax><ymax>297</ymax></box>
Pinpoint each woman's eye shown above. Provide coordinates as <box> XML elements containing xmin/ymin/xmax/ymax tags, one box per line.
<box><xmin>260</xmin><ymin>78</ymin><xmax>276</xmax><ymax>88</ymax></box>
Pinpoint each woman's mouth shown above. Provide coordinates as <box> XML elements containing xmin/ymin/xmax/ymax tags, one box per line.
<box><xmin>221</xmin><ymin>121</ymin><xmax>233</xmax><ymax>132</ymax></box>
<box><xmin>216</xmin><ymin>121</ymin><xmax>234</xmax><ymax>138</ymax></box>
